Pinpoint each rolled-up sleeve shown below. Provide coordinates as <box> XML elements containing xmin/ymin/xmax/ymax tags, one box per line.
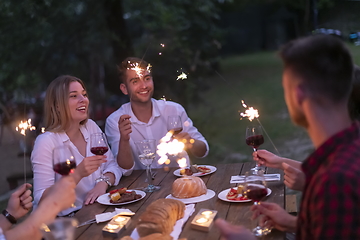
<box><xmin>31</xmin><ymin>133</ymin><xmax>57</xmax><ymax>206</ymax></box>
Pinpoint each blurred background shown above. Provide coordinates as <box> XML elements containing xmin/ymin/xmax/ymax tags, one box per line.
<box><xmin>0</xmin><ymin>0</ymin><xmax>360</xmax><ymax>197</ymax></box>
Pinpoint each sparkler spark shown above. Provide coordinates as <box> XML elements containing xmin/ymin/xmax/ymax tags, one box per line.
<box><xmin>156</xmin><ymin>132</ymin><xmax>185</xmax><ymax>166</ymax></box>
<box><xmin>127</xmin><ymin>62</ymin><xmax>152</xmax><ymax>78</ymax></box>
<box><xmin>160</xmin><ymin>95</ymin><xmax>167</xmax><ymax>101</ymax></box>
<box><xmin>239</xmin><ymin>100</ymin><xmax>259</xmax><ymax>121</ymax></box>
<box><xmin>176</xmin><ymin>72</ymin><xmax>187</xmax><ymax>81</ymax></box>
<box><xmin>16</xmin><ymin>119</ymin><xmax>36</xmax><ymax>136</ymax></box>
<box><xmin>160</xmin><ymin>43</ymin><xmax>165</xmax><ymax>47</ymax></box>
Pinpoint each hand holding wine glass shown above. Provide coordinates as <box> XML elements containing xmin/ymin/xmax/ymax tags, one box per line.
<box><xmin>90</xmin><ymin>133</ymin><xmax>110</xmax><ymax>183</ymax></box>
<box><xmin>246</xmin><ymin>125</ymin><xmax>264</xmax><ymax>173</ymax></box>
<box><xmin>135</xmin><ymin>139</ymin><xmax>160</xmax><ymax>192</ymax></box>
<box><xmin>167</xmin><ymin>115</ymin><xmax>183</xmax><ymax>136</ymax></box>
<box><xmin>243</xmin><ymin>170</ymin><xmax>271</xmax><ymax>237</ymax></box>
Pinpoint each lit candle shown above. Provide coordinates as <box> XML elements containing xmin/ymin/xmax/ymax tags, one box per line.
<box><xmin>105</xmin><ymin>224</ymin><xmax>119</xmax><ymax>230</ymax></box>
<box><xmin>201</xmin><ymin>211</ymin><xmax>213</xmax><ymax>218</ymax></box>
<box><xmin>196</xmin><ymin>217</ymin><xmax>208</xmax><ymax>224</ymax></box>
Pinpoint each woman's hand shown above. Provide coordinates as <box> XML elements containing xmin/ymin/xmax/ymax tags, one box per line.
<box><xmin>84</xmin><ymin>181</ymin><xmax>108</xmax><ymax>205</ymax></box>
<box><xmin>74</xmin><ymin>155</ymin><xmax>107</xmax><ymax>180</ymax></box>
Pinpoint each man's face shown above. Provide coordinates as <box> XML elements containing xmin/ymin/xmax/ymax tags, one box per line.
<box><xmin>121</xmin><ymin>69</ymin><xmax>154</xmax><ymax>104</ymax></box>
<box><xmin>282</xmin><ymin>69</ymin><xmax>308</xmax><ymax>128</ymax></box>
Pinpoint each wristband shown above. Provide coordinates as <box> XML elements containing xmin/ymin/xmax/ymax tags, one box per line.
<box><xmin>2</xmin><ymin>209</ymin><xmax>17</xmax><ymax>224</ymax></box>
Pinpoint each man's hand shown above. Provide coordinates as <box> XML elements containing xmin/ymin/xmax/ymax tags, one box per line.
<box><xmin>283</xmin><ymin>162</ymin><xmax>305</xmax><ymax>191</ymax></box>
<box><xmin>6</xmin><ymin>183</ymin><xmax>33</xmax><ymax>219</ymax></box>
<box><xmin>251</xmin><ymin>202</ymin><xmax>297</xmax><ymax>232</ymax></box>
<box><xmin>253</xmin><ymin>150</ymin><xmax>283</xmax><ymax>169</ymax></box>
<box><xmin>174</xmin><ymin>132</ymin><xmax>193</xmax><ymax>149</ymax></box>
<box><xmin>118</xmin><ymin>114</ymin><xmax>132</xmax><ymax>141</ymax></box>
<box><xmin>215</xmin><ymin>218</ymin><xmax>256</xmax><ymax>240</ymax></box>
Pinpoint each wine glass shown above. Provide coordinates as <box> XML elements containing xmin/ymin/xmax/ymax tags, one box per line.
<box><xmin>135</xmin><ymin>139</ymin><xmax>160</xmax><ymax>192</ymax></box>
<box><xmin>245</xmin><ymin>125</ymin><xmax>264</xmax><ymax>173</ymax></box>
<box><xmin>53</xmin><ymin>145</ymin><xmax>77</xmax><ymax>208</ymax></box>
<box><xmin>243</xmin><ymin>170</ymin><xmax>271</xmax><ymax>237</ymax></box>
<box><xmin>90</xmin><ymin>133</ymin><xmax>110</xmax><ymax>183</ymax></box>
<box><xmin>167</xmin><ymin>115</ymin><xmax>183</xmax><ymax>136</ymax></box>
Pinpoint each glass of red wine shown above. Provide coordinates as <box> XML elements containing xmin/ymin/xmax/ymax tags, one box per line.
<box><xmin>167</xmin><ymin>115</ymin><xmax>183</xmax><ymax>136</ymax></box>
<box><xmin>53</xmin><ymin>145</ymin><xmax>77</xmax><ymax>208</ymax></box>
<box><xmin>90</xmin><ymin>133</ymin><xmax>110</xmax><ymax>183</ymax></box>
<box><xmin>243</xmin><ymin>170</ymin><xmax>272</xmax><ymax>237</ymax></box>
<box><xmin>245</xmin><ymin>125</ymin><xmax>264</xmax><ymax>173</ymax></box>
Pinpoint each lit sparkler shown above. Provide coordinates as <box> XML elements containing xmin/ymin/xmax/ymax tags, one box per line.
<box><xmin>176</xmin><ymin>72</ymin><xmax>187</xmax><ymax>81</ymax></box>
<box><xmin>156</xmin><ymin>132</ymin><xmax>186</xmax><ymax>166</ymax></box>
<box><xmin>239</xmin><ymin>100</ymin><xmax>259</xmax><ymax>121</ymax></box>
<box><xmin>127</xmin><ymin>62</ymin><xmax>152</xmax><ymax>78</ymax></box>
<box><xmin>16</xmin><ymin>119</ymin><xmax>36</xmax><ymax>136</ymax></box>
<box><xmin>15</xmin><ymin>119</ymin><xmax>36</xmax><ymax>184</ymax></box>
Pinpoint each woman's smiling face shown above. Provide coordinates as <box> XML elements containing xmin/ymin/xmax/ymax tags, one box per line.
<box><xmin>68</xmin><ymin>81</ymin><xmax>89</xmax><ymax>123</ymax></box>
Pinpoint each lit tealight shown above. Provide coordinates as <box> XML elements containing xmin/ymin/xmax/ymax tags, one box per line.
<box><xmin>196</xmin><ymin>217</ymin><xmax>208</xmax><ymax>224</ymax></box>
<box><xmin>114</xmin><ymin>216</ymin><xmax>127</xmax><ymax>223</ymax></box>
<box><xmin>201</xmin><ymin>211</ymin><xmax>213</xmax><ymax>218</ymax></box>
<box><xmin>105</xmin><ymin>224</ymin><xmax>119</xmax><ymax>230</ymax></box>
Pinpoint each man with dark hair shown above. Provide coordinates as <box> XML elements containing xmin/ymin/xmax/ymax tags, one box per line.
<box><xmin>105</xmin><ymin>57</ymin><xmax>208</xmax><ymax>172</ymax></box>
<box><xmin>216</xmin><ymin>35</ymin><xmax>360</xmax><ymax>240</ymax></box>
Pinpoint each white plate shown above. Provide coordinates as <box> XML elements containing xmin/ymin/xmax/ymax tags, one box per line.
<box><xmin>218</xmin><ymin>187</ymin><xmax>272</xmax><ymax>203</ymax></box>
<box><xmin>173</xmin><ymin>165</ymin><xmax>217</xmax><ymax>177</ymax></box>
<box><xmin>165</xmin><ymin>189</ymin><xmax>215</xmax><ymax>204</ymax></box>
<box><xmin>97</xmin><ymin>190</ymin><xmax>146</xmax><ymax>206</ymax></box>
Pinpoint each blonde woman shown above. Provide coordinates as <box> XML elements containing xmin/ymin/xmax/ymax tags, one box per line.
<box><xmin>31</xmin><ymin>75</ymin><xmax>122</xmax><ymax>216</ymax></box>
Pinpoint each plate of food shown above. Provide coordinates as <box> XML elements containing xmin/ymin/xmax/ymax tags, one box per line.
<box><xmin>218</xmin><ymin>186</ymin><xmax>272</xmax><ymax>203</ymax></box>
<box><xmin>173</xmin><ymin>165</ymin><xmax>217</xmax><ymax>177</ymax></box>
<box><xmin>97</xmin><ymin>188</ymin><xmax>146</xmax><ymax>206</ymax></box>
<box><xmin>166</xmin><ymin>189</ymin><xmax>215</xmax><ymax>204</ymax></box>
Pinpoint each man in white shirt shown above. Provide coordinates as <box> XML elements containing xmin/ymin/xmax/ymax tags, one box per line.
<box><xmin>105</xmin><ymin>57</ymin><xmax>209</xmax><ymax>172</ymax></box>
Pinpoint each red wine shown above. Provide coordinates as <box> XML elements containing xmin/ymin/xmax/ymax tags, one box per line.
<box><xmin>246</xmin><ymin>185</ymin><xmax>267</xmax><ymax>202</ymax></box>
<box><xmin>53</xmin><ymin>161</ymin><xmax>76</xmax><ymax>175</ymax></box>
<box><xmin>91</xmin><ymin>146</ymin><xmax>109</xmax><ymax>155</ymax></box>
<box><xmin>171</xmin><ymin>127</ymin><xmax>183</xmax><ymax>135</ymax></box>
<box><xmin>246</xmin><ymin>135</ymin><xmax>264</xmax><ymax>149</ymax></box>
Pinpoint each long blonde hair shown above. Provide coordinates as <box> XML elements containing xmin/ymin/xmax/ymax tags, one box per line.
<box><xmin>44</xmin><ymin>75</ymin><xmax>89</xmax><ymax>132</ymax></box>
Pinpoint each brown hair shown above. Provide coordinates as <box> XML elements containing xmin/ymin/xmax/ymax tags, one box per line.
<box><xmin>280</xmin><ymin>34</ymin><xmax>353</xmax><ymax>103</ymax></box>
<box><xmin>117</xmin><ymin>57</ymin><xmax>150</xmax><ymax>84</ymax></box>
<box><xmin>44</xmin><ymin>75</ymin><xmax>88</xmax><ymax>132</ymax></box>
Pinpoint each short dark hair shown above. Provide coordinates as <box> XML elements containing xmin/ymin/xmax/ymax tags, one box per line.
<box><xmin>117</xmin><ymin>57</ymin><xmax>150</xmax><ymax>84</ymax></box>
<box><xmin>349</xmin><ymin>65</ymin><xmax>360</xmax><ymax>120</ymax></box>
<box><xmin>280</xmin><ymin>34</ymin><xmax>354</xmax><ymax>103</ymax></box>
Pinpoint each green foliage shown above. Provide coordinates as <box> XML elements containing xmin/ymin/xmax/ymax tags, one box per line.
<box><xmin>122</xmin><ymin>0</ymin><xmax>228</xmax><ymax>106</ymax></box>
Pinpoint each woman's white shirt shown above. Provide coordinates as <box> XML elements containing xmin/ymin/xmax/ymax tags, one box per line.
<box><xmin>31</xmin><ymin>119</ymin><xmax>122</xmax><ymax>216</ymax></box>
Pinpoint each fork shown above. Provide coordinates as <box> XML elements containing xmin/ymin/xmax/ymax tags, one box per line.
<box><xmin>77</xmin><ymin>218</ymin><xmax>96</xmax><ymax>228</ymax></box>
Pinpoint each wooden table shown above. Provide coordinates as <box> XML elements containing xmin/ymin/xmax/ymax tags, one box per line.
<box><xmin>74</xmin><ymin>162</ymin><xmax>285</xmax><ymax>240</ymax></box>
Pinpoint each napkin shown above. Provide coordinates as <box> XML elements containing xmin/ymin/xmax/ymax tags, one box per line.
<box><xmin>130</xmin><ymin>204</ymin><xmax>195</xmax><ymax>240</ymax></box>
<box><xmin>95</xmin><ymin>208</ymin><xmax>135</xmax><ymax>223</ymax></box>
<box><xmin>230</xmin><ymin>174</ymin><xmax>280</xmax><ymax>184</ymax></box>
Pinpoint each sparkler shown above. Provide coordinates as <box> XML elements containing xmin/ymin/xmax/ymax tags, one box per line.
<box><xmin>215</xmin><ymin>70</ymin><xmax>280</xmax><ymax>155</ymax></box>
<box><xmin>239</xmin><ymin>100</ymin><xmax>259</xmax><ymax>122</ymax></box>
<box><xmin>156</xmin><ymin>132</ymin><xmax>186</xmax><ymax>167</ymax></box>
<box><xmin>15</xmin><ymin>119</ymin><xmax>36</xmax><ymax>183</ymax></box>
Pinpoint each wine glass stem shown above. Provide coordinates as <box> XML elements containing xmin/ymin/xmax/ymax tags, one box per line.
<box><xmin>253</xmin><ymin>201</ymin><xmax>260</xmax><ymax>228</ymax></box>
<box><xmin>253</xmin><ymin>148</ymin><xmax>261</xmax><ymax>167</ymax></box>
<box><xmin>146</xmin><ymin>164</ymin><xmax>153</xmax><ymax>186</ymax></box>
